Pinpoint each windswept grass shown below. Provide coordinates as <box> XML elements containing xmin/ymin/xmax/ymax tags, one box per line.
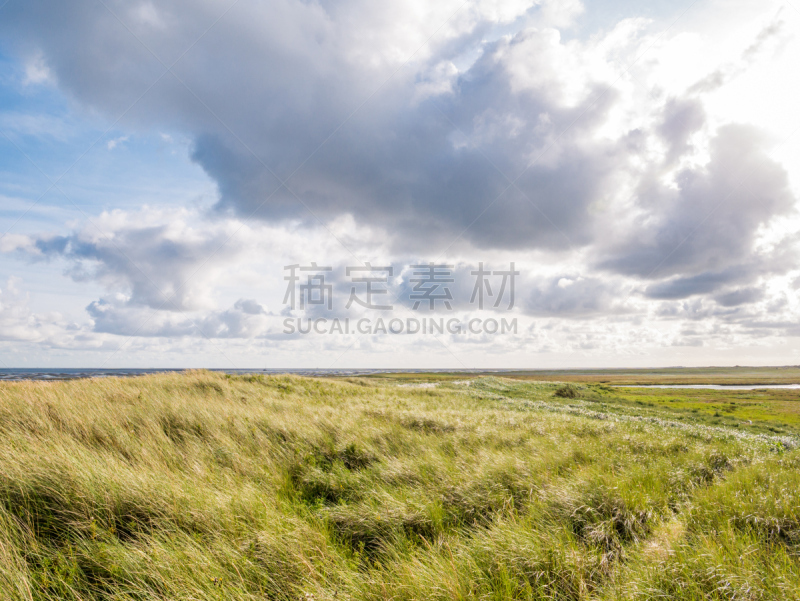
<box><xmin>0</xmin><ymin>371</ymin><xmax>799</xmax><ymax>600</ymax></box>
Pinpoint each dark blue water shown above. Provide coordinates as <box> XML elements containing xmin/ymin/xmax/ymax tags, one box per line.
<box><xmin>0</xmin><ymin>368</ymin><xmax>180</xmax><ymax>381</ymax></box>
<box><xmin>0</xmin><ymin>368</ymin><xmax>505</xmax><ymax>381</ymax></box>
<box><xmin>0</xmin><ymin>368</ymin><xmax>373</xmax><ymax>381</ymax></box>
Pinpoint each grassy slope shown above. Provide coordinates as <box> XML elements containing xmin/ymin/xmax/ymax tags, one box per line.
<box><xmin>374</xmin><ymin>372</ymin><xmax>800</xmax><ymax>436</ymax></box>
<box><xmin>0</xmin><ymin>371</ymin><xmax>799</xmax><ymax>600</ymax></box>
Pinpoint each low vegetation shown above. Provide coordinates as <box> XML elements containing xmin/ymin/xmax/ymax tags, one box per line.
<box><xmin>1</xmin><ymin>371</ymin><xmax>799</xmax><ymax>600</ymax></box>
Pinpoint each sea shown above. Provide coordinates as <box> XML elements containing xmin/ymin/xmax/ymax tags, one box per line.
<box><xmin>0</xmin><ymin>368</ymin><xmax>498</xmax><ymax>381</ymax></box>
<box><xmin>2</xmin><ymin>369</ymin><xmax>799</xmax><ymax>390</ymax></box>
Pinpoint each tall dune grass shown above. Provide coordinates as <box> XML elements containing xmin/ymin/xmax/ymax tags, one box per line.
<box><xmin>0</xmin><ymin>371</ymin><xmax>798</xmax><ymax>599</ymax></box>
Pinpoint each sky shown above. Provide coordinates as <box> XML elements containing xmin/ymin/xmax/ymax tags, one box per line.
<box><xmin>0</xmin><ymin>0</ymin><xmax>799</xmax><ymax>369</ymax></box>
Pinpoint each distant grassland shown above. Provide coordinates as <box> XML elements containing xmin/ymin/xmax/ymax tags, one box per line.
<box><xmin>2</xmin><ymin>371</ymin><xmax>800</xmax><ymax>600</ymax></box>
<box><xmin>368</xmin><ymin>365</ymin><xmax>800</xmax><ymax>385</ymax></box>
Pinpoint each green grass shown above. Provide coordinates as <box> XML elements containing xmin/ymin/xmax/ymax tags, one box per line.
<box><xmin>1</xmin><ymin>371</ymin><xmax>800</xmax><ymax>600</ymax></box>
<box><xmin>368</xmin><ymin>366</ymin><xmax>800</xmax><ymax>385</ymax></box>
<box><xmin>590</xmin><ymin>385</ymin><xmax>800</xmax><ymax>436</ymax></box>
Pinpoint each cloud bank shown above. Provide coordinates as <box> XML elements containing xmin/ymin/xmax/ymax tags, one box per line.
<box><xmin>0</xmin><ymin>0</ymin><xmax>798</xmax><ymax>365</ymax></box>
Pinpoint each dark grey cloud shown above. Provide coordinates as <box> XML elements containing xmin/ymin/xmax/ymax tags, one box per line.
<box><xmin>193</xmin><ymin>34</ymin><xmax>623</xmax><ymax>252</ymax></box>
<box><xmin>31</xmin><ymin>222</ymin><xmax>242</xmax><ymax>311</ymax></box>
<box><xmin>658</xmin><ymin>98</ymin><xmax>705</xmax><ymax>166</ymax></box>
<box><xmin>643</xmin><ymin>267</ymin><xmax>752</xmax><ymax>300</ymax></box>
<box><xmin>2</xmin><ymin>0</ymin><xmax>797</xmax><ymax>339</ymax></box>
<box><xmin>598</xmin><ymin>124</ymin><xmax>796</xmax><ymax>286</ymax></box>
<box><xmin>522</xmin><ymin>275</ymin><xmax>632</xmax><ymax>317</ymax></box>
<box><xmin>87</xmin><ymin>296</ymin><xmax>273</xmax><ymax>338</ymax></box>
<box><xmin>0</xmin><ymin>0</ymin><xmax>631</xmax><ymax>254</ymax></box>
<box><xmin>714</xmin><ymin>287</ymin><xmax>764</xmax><ymax>307</ymax></box>
<box><xmin>655</xmin><ymin>298</ymin><xmax>745</xmax><ymax>322</ymax></box>
<box><xmin>740</xmin><ymin>319</ymin><xmax>800</xmax><ymax>338</ymax></box>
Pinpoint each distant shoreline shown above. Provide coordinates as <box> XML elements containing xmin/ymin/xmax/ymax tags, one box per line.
<box><xmin>4</xmin><ymin>365</ymin><xmax>800</xmax><ymax>385</ymax></box>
